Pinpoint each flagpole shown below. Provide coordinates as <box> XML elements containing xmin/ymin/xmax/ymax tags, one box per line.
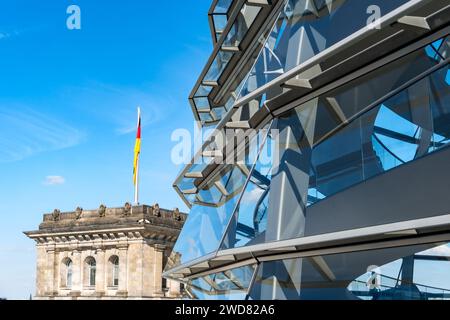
<box><xmin>134</xmin><ymin>157</ymin><xmax>139</xmax><ymax>205</ymax></box>
<box><xmin>134</xmin><ymin>107</ymin><xmax>141</xmax><ymax>205</ymax></box>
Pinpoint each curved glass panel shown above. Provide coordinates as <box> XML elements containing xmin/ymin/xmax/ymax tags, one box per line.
<box><xmin>213</xmin><ymin>0</ymin><xmax>233</xmax><ymax>14</ymax></box>
<box><xmin>205</xmin><ymin>50</ymin><xmax>234</xmax><ymax>83</ymax></box>
<box><xmin>239</xmin><ymin>0</ymin><xmax>410</xmax><ymax>98</ymax></box>
<box><xmin>307</xmin><ymin>38</ymin><xmax>450</xmax><ymax>206</ymax></box>
<box><xmin>187</xmin><ymin>264</ymin><xmax>255</xmax><ymax>300</ymax></box>
<box><xmin>248</xmin><ymin>242</ymin><xmax>450</xmax><ymax>300</ymax></box>
<box><xmin>168</xmin><ymin>126</ymin><xmax>272</xmax><ymax>269</ymax></box>
<box><xmin>348</xmin><ymin>244</ymin><xmax>450</xmax><ymax>300</ymax></box>
<box><xmin>221</xmin><ymin>128</ymin><xmax>275</xmax><ymax>249</ymax></box>
<box><xmin>211</xmin><ymin>0</ymin><xmax>234</xmax><ymax>42</ymax></box>
<box><xmin>167</xmin><ymin>166</ymin><xmax>247</xmax><ymax>269</ymax></box>
<box><xmin>213</xmin><ymin>14</ymin><xmax>228</xmax><ymax>36</ymax></box>
<box><xmin>192</xmin><ymin>1</ymin><xmax>264</xmax><ymax>126</ymax></box>
<box><xmin>174</xmin><ymin>109</ymin><xmax>271</xmax><ymax>205</ymax></box>
<box><xmin>215</xmin><ymin>37</ymin><xmax>450</xmax><ymax>249</ymax></box>
<box><xmin>223</xmin><ymin>4</ymin><xmax>261</xmax><ymax>48</ymax></box>
<box><xmin>308</xmin><ymin>63</ymin><xmax>450</xmax><ymax>206</ymax></box>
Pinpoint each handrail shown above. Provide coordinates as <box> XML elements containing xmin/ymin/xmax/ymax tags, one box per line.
<box><xmin>352</xmin><ymin>273</ymin><xmax>450</xmax><ymax>294</ymax></box>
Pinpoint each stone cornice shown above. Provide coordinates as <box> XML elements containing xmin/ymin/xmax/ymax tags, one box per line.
<box><xmin>37</xmin><ymin>204</ymin><xmax>185</xmax><ymax>227</ymax></box>
<box><xmin>24</xmin><ymin>203</ymin><xmax>185</xmax><ymax>245</ymax></box>
<box><xmin>25</xmin><ymin>226</ymin><xmax>180</xmax><ymax>245</ymax></box>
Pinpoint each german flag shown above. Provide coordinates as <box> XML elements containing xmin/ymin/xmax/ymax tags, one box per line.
<box><xmin>133</xmin><ymin>107</ymin><xmax>141</xmax><ymax>187</ymax></box>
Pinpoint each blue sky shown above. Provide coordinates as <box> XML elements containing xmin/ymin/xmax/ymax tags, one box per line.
<box><xmin>0</xmin><ymin>0</ymin><xmax>211</xmax><ymax>299</ymax></box>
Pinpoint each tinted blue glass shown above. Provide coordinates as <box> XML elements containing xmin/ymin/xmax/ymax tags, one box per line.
<box><xmin>310</xmin><ymin>116</ymin><xmax>363</xmax><ymax>203</ymax></box>
<box><xmin>220</xmin><ymin>130</ymin><xmax>274</xmax><ymax>249</ymax></box>
<box><xmin>205</xmin><ymin>51</ymin><xmax>233</xmax><ymax>82</ymax></box>
<box><xmin>249</xmin><ymin>242</ymin><xmax>450</xmax><ymax>300</ymax></box>
<box><xmin>308</xmin><ymin>64</ymin><xmax>450</xmax><ymax>206</ymax></box>
<box><xmin>167</xmin><ymin>197</ymin><xmax>240</xmax><ymax>268</ymax></box>
<box><xmin>306</xmin><ymin>38</ymin><xmax>450</xmax><ymax>207</ymax></box>
<box><xmin>187</xmin><ymin>265</ymin><xmax>255</xmax><ymax>300</ymax></box>
<box><xmin>223</xmin><ymin>4</ymin><xmax>261</xmax><ymax>48</ymax></box>
<box><xmin>240</xmin><ymin>0</ymin><xmax>410</xmax><ymax>98</ymax></box>
<box><xmin>213</xmin><ymin>14</ymin><xmax>228</xmax><ymax>33</ymax></box>
<box><xmin>348</xmin><ymin>243</ymin><xmax>450</xmax><ymax>300</ymax></box>
<box><xmin>168</xmin><ymin>162</ymin><xmax>251</xmax><ymax>268</ymax></box>
<box><xmin>214</xmin><ymin>0</ymin><xmax>233</xmax><ymax>14</ymax></box>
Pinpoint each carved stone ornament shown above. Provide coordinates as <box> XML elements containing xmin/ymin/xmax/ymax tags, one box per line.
<box><xmin>52</xmin><ymin>209</ymin><xmax>61</xmax><ymax>221</ymax></box>
<box><xmin>75</xmin><ymin>207</ymin><xmax>83</xmax><ymax>219</ymax></box>
<box><xmin>98</xmin><ymin>204</ymin><xmax>107</xmax><ymax>217</ymax></box>
<box><xmin>123</xmin><ymin>202</ymin><xmax>132</xmax><ymax>216</ymax></box>
<box><xmin>173</xmin><ymin>208</ymin><xmax>181</xmax><ymax>221</ymax></box>
<box><xmin>153</xmin><ymin>203</ymin><xmax>160</xmax><ymax>217</ymax></box>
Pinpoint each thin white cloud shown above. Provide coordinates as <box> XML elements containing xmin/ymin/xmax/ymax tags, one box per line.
<box><xmin>60</xmin><ymin>82</ymin><xmax>173</xmax><ymax>136</ymax></box>
<box><xmin>43</xmin><ymin>176</ymin><xmax>66</xmax><ymax>186</ymax></box>
<box><xmin>114</xmin><ymin>101</ymin><xmax>165</xmax><ymax>135</ymax></box>
<box><xmin>113</xmin><ymin>93</ymin><xmax>175</xmax><ymax>136</ymax></box>
<box><xmin>0</xmin><ymin>29</ymin><xmax>19</xmax><ymax>40</ymax></box>
<box><xmin>0</xmin><ymin>106</ymin><xmax>85</xmax><ymax>163</ymax></box>
<box><xmin>140</xmin><ymin>169</ymin><xmax>174</xmax><ymax>184</ymax></box>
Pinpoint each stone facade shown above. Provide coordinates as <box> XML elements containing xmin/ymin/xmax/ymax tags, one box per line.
<box><xmin>24</xmin><ymin>203</ymin><xmax>186</xmax><ymax>300</ymax></box>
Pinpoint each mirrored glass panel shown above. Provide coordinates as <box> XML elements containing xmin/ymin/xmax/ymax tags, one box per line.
<box><xmin>248</xmin><ymin>242</ymin><xmax>450</xmax><ymax>300</ymax></box>
<box><xmin>223</xmin><ymin>4</ymin><xmax>261</xmax><ymax>48</ymax></box>
<box><xmin>205</xmin><ymin>51</ymin><xmax>234</xmax><ymax>83</ymax></box>
<box><xmin>213</xmin><ymin>14</ymin><xmax>228</xmax><ymax>35</ymax></box>
<box><xmin>211</xmin><ymin>0</ymin><xmax>234</xmax><ymax>42</ymax></box>
<box><xmin>307</xmin><ymin>37</ymin><xmax>450</xmax><ymax>206</ymax></box>
<box><xmin>186</xmin><ymin>264</ymin><xmax>256</xmax><ymax>300</ymax></box>
<box><xmin>349</xmin><ymin>243</ymin><xmax>450</xmax><ymax>300</ymax></box>
<box><xmin>221</xmin><ymin>126</ymin><xmax>275</xmax><ymax>249</ymax></box>
<box><xmin>239</xmin><ymin>0</ymin><xmax>410</xmax><ymax>98</ymax></box>
<box><xmin>215</xmin><ymin>37</ymin><xmax>450</xmax><ymax>249</ymax></box>
<box><xmin>167</xmin><ymin>166</ymin><xmax>247</xmax><ymax>269</ymax></box>
<box><xmin>213</xmin><ymin>0</ymin><xmax>233</xmax><ymax>14</ymax></box>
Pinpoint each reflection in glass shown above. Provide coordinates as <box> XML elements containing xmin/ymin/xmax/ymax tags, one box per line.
<box><xmin>223</xmin><ymin>4</ymin><xmax>261</xmax><ymax>48</ymax></box>
<box><xmin>213</xmin><ymin>14</ymin><xmax>228</xmax><ymax>35</ymax></box>
<box><xmin>205</xmin><ymin>51</ymin><xmax>234</xmax><ymax>82</ymax></box>
<box><xmin>221</xmin><ymin>128</ymin><xmax>275</xmax><ymax>249</ymax></box>
<box><xmin>211</xmin><ymin>0</ymin><xmax>233</xmax><ymax>42</ymax></box>
<box><xmin>239</xmin><ymin>0</ymin><xmax>410</xmax><ymax>98</ymax></box>
<box><xmin>215</xmin><ymin>38</ymin><xmax>450</xmax><ymax>252</ymax></box>
<box><xmin>214</xmin><ymin>0</ymin><xmax>232</xmax><ymax>14</ymax></box>
<box><xmin>307</xmin><ymin>39</ymin><xmax>450</xmax><ymax>206</ymax></box>
<box><xmin>167</xmin><ymin>167</ymin><xmax>247</xmax><ymax>269</ymax></box>
<box><xmin>187</xmin><ymin>265</ymin><xmax>256</xmax><ymax>300</ymax></box>
<box><xmin>248</xmin><ymin>242</ymin><xmax>450</xmax><ymax>300</ymax></box>
<box><xmin>348</xmin><ymin>244</ymin><xmax>450</xmax><ymax>300</ymax></box>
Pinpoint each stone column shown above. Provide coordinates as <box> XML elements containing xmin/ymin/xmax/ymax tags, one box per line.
<box><xmin>168</xmin><ymin>279</ymin><xmax>181</xmax><ymax>298</ymax></box>
<box><xmin>126</xmin><ymin>241</ymin><xmax>144</xmax><ymax>297</ymax></box>
<box><xmin>142</xmin><ymin>242</ymin><xmax>154</xmax><ymax>297</ymax></box>
<box><xmin>45</xmin><ymin>246</ymin><xmax>57</xmax><ymax>297</ymax></box>
<box><xmin>35</xmin><ymin>245</ymin><xmax>47</xmax><ymax>297</ymax></box>
<box><xmin>152</xmin><ymin>245</ymin><xmax>166</xmax><ymax>298</ymax></box>
<box><xmin>95</xmin><ymin>248</ymin><xmax>106</xmax><ymax>296</ymax></box>
<box><xmin>117</xmin><ymin>245</ymin><xmax>128</xmax><ymax>296</ymax></box>
<box><xmin>71</xmin><ymin>249</ymin><xmax>82</xmax><ymax>297</ymax></box>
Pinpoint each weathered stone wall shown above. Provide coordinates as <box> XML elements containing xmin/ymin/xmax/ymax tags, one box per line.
<box><xmin>25</xmin><ymin>204</ymin><xmax>186</xmax><ymax>300</ymax></box>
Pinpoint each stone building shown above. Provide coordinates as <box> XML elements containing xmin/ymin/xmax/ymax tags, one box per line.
<box><xmin>24</xmin><ymin>203</ymin><xmax>186</xmax><ymax>300</ymax></box>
